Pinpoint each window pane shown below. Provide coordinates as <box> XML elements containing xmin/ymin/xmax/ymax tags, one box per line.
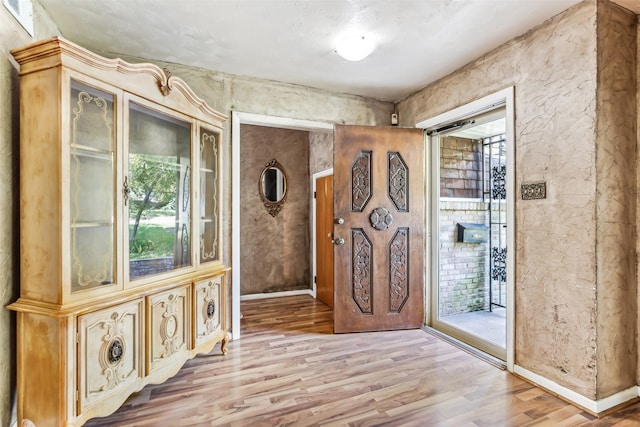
<box><xmin>128</xmin><ymin>102</ymin><xmax>192</xmax><ymax>280</ymax></box>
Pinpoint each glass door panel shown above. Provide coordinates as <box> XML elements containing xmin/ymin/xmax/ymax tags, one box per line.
<box><xmin>128</xmin><ymin>102</ymin><xmax>192</xmax><ymax>280</ymax></box>
<box><xmin>199</xmin><ymin>127</ymin><xmax>220</xmax><ymax>264</ymax></box>
<box><xmin>70</xmin><ymin>80</ymin><xmax>116</xmax><ymax>291</ymax></box>
<box><xmin>432</xmin><ymin>108</ymin><xmax>507</xmax><ymax>360</ymax></box>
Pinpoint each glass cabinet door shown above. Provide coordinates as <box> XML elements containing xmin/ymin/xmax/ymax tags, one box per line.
<box><xmin>127</xmin><ymin>102</ymin><xmax>192</xmax><ymax>280</ymax></box>
<box><xmin>199</xmin><ymin>127</ymin><xmax>220</xmax><ymax>264</ymax></box>
<box><xmin>70</xmin><ymin>80</ymin><xmax>116</xmax><ymax>292</ymax></box>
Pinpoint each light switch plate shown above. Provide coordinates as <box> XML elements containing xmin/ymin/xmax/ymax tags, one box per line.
<box><xmin>521</xmin><ymin>181</ymin><xmax>546</xmax><ymax>200</ymax></box>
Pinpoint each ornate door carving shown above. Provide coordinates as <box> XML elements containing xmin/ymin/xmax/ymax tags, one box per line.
<box><xmin>333</xmin><ymin>125</ymin><xmax>424</xmax><ymax>333</ymax></box>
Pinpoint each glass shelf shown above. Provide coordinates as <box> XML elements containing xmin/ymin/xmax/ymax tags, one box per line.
<box><xmin>72</xmin><ymin>221</ymin><xmax>114</xmax><ymax>228</ymax></box>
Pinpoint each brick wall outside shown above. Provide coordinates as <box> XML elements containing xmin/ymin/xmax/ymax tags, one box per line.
<box><xmin>439</xmin><ymin>200</ymin><xmax>490</xmax><ymax>316</ymax></box>
<box><xmin>440</xmin><ymin>136</ymin><xmax>482</xmax><ymax>198</ymax></box>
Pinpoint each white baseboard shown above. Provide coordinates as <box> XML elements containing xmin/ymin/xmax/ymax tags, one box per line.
<box><xmin>514</xmin><ymin>365</ymin><xmax>639</xmax><ymax>414</ymax></box>
<box><xmin>240</xmin><ymin>289</ymin><xmax>313</xmax><ymax>301</ymax></box>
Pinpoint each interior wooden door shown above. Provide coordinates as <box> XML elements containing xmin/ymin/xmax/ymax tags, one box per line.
<box><xmin>333</xmin><ymin>125</ymin><xmax>425</xmax><ymax>333</ymax></box>
<box><xmin>315</xmin><ymin>174</ymin><xmax>334</xmax><ymax>308</ymax></box>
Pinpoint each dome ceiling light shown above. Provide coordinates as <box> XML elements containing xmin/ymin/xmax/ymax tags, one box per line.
<box><xmin>335</xmin><ymin>35</ymin><xmax>375</xmax><ymax>61</ymax></box>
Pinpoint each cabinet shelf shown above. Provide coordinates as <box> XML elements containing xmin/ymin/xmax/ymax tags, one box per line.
<box><xmin>71</xmin><ymin>143</ymin><xmax>113</xmax><ymax>155</ymax></box>
<box><xmin>71</xmin><ymin>221</ymin><xmax>113</xmax><ymax>228</ymax></box>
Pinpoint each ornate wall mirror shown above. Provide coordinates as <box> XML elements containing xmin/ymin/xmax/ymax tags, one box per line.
<box><xmin>259</xmin><ymin>159</ymin><xmax>287</xmax><ymax>217</ymax></box>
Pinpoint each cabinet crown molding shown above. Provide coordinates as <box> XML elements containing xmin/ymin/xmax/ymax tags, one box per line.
<box><xmin>11</xmin><ymin>36</ymin><xmax>227</xmax><ymax>123</ymax></box>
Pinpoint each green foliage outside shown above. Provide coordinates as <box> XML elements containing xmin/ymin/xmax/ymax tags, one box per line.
<box><xmin>129</xmin><ymin>153</ymin><xmax>179</xmax><ymax>260</ymax></box>
<box><xmin>129</xmin><ymin>224</ymin><xmax>175</xmax><ymax>260</ymax></box>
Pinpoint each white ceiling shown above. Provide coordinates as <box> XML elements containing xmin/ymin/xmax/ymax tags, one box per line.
<box><xmin>38</xmin><ymin>0</ymin><xmax>637</xmax><ymax>102</ymax></box>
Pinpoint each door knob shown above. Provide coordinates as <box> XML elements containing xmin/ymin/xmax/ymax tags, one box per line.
<box><xmin>334</xmin><ymin>237</ymin><xmax>345</xmax><ymax>246</ymax></box>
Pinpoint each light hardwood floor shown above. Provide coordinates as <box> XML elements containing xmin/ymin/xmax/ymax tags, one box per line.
<box><xmin>85</xmin><ymin>295</ymin><xmax>640</xmax><ymax>426</ymax></box>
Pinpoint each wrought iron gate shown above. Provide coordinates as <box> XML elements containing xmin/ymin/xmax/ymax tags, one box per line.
<box><xmin>483</xmin><ymin>134</ymin><xmax>507</xmax><ymax>310</ymax></box>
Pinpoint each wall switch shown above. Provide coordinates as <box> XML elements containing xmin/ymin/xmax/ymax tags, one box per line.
<box><xmin>391</xmin><ymin>113</ymin><xmax>398</xmax><ymax>125</ymax></box>
<box><xmin>521</xmin><ymin>181</ymin><xmax>546</xmax><ymax>200</ymax></box>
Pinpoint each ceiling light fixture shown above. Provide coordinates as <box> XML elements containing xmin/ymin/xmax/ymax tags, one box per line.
<box><xmin>335</xmin><ymin>35</ymin><xmax>375</xmax><ymax>61</ymax></box>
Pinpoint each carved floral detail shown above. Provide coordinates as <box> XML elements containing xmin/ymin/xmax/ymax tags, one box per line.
<box><xmin>199</xmin><ymin>281</ymin><xmax>221</xmax><ymax>337</ymax></box>
<box><xmin>207</xmin><ymin>300</ymin><xmax>216</xmax><ymax>319</ymax></box>
<box><xmin>351</xmin><ymin>151</ymin><xmax>372</xmax><ymax>212</ymax></box>
<box><xmin>158</xmin><ymin>294</ymin><xmax>186</xmax><ymax>358</ymax></box>
<box><xmin>388</xmin><ymin>152</ymin><xmax>408</xmax><ymax>212</ymax></box>
<box><xmin>352</xmin><ymin>229</ymin><xmax>373</xmax><ymax>314</ymax></box>
<box><xmin>158</xmin><ymin>67</ymin><xmax>172</xmax><ymax>96</ymax></box>
<box><xmin>369</xmin><ymin>207</ymin><xmax>393</xmax><ymax>231</ymax></box>
<box><xmin>389</xmin><ymin>228</ymin><xmax>409</xmax><ymax>313</ymax></box>
<box><xmin>98</xmin><ymin>312</ymin><xmax>132</xmax><ymax>391</ymax></box>
<box><xmin>107</xmin><ymin>339</ymin><xmax>124</xmax><ymax>364</ymax></box>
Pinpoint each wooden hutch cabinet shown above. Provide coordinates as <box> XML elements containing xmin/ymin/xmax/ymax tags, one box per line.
<box><xmin>9</xmin><ymin>37</ymin><xmax>230</xmax><ymax>427</ymax></box>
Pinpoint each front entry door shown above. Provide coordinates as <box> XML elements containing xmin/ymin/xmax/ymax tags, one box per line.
<box><xmin>333</xmin><ymin>125</ymin><xmax>425</xmax><ymax>333</ymax></box>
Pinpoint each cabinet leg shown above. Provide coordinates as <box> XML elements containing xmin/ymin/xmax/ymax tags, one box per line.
<box><xmin>221</xmin><ymin>333</ymin><xmax>229</xmax><ymax>355</ymax></box>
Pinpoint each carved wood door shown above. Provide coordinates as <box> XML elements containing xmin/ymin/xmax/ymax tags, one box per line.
<box><xmin>333</xmin><ymin>125</ymin><xmax>425</xmax><ymax>333</ymax></box>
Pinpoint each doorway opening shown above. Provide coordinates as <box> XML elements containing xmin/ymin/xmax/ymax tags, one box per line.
<box><xmin>231</xmin><ymin>112</ymin><xmax>333</xmax><ymax>339</ymax></box>
<box><xmin>313</xmin><ymin>169</ymin><xmax>334</xmax><ymax>308</ymax></box>
<box><xmin>417</xmin><ymin>87</ymin><xmax>515</xmax><ymax>369</ymax></box>
<box><xmin>435</xmin><ymin>109</ymin><xmax>507</xmax><ymax>354</ymax></box>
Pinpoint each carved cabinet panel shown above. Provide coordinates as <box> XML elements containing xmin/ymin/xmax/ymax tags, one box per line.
<box><xmin>77</xmin><ymin>299</ymin><xmax>144</xmax><ymax>415</ymax></box>
<box><xmin>148</xmin><ymin>284</ymin><xmax>191</xmax><ymax>372</ymax></box>
<box><xmin>194</xmin><ymin>275</ymin><xmax>223</xmax><ymax>346</ymax></box>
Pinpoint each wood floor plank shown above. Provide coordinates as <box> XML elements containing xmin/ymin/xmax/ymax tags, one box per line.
<box><xmin>84</xmin><ymin>295</ymin><xmax>640</xmax><ymax>427</ymax></box>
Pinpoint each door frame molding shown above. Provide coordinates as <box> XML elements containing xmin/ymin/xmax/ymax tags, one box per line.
<box><xmin>312</xmin><ymin>168</ymin><xmax>333</xmax><ymax>301</ymax></box>
<box><xmin>231</xmin><ymin>112</ymin><xmax>333</xmax><ymax>339</ymax></box>
<box><xmin>415</xmin><ymin>86</ymin><xmax>515</xmax><ymax>371</ymax></box>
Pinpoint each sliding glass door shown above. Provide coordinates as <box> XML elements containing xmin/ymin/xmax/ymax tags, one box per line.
<box><xmin>429</xmin><ymin>107</ymin><xmax>508</xmax><ymax>360</ymax></box>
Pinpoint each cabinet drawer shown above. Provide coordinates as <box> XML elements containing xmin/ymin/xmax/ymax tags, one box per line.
<box><xmin>147</xmin><ymin>284</ymin><xmax>191</xmax><ymax>373</ymax></box>
<box><xmin>194</xmin><ymin>275</ymin><xmax>223</xmax><ymax>346</ymax></box>
<box><xmin>77</xmin><ymin>298</ymin><xmax>144</xmax><ymax>414</ymax></box>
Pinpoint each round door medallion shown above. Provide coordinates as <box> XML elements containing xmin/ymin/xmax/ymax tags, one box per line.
<box><xmin>108</xmin><ymin>338</ymin><xmax>124</xmax><ymax>365</ymax></box>
<box><xmin>207</xmin><ymin>300</ymin><xmax>216</xmax><ymax>319</ymax></box>
<box><xmin>369</xmin><ymin>207</ymin><xmax>393</xmax><ymax>230</ymax></box>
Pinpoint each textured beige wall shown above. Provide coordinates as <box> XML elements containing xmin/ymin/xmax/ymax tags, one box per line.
<box><xmin>1</xmin><ymin>3</ymin><xmax>60</xmax><ymax>425</ymax></box>
<box><xmin>399</xmin><ymin>0</ymin><xmax>637</xmax><ymax>400</ymax></box>
<box><xmin>310</xmin><ymin>131</ymin><xmax>334</xmax><ymax>175</ymax></box>
<box><xmin>240</xmin><ymin>125</ymin><xmax>311</xmax><ymax>294</ymax></box>
<box><xmin>595</xmin><ymin>0</ymin><xmax>637</xmax><ymax>399</ymax></box>
<box><xmin>399</xmin><ymin>0</ymin><xmax>599</xmax><ymax>396</ymax></box>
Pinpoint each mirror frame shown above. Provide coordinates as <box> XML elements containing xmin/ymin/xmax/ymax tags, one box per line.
<box><xmin>258</xmin><ymin>159</ymin><xmax>288</xmax><ymax>217</ymax></box>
